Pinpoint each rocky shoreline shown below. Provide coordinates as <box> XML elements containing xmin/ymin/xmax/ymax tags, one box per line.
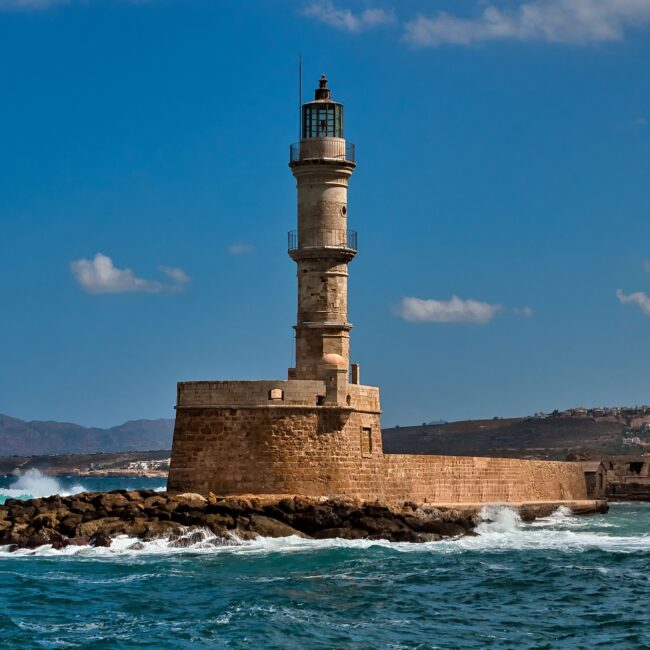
<box><xmin>0</xmin><ymin>490</ymin><xmax>608</xmax><ymax>551</ymax></box>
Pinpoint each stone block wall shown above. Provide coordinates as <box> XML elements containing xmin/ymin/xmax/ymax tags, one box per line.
<box><xmin>168</xmin><ymin>380</ymin><xmax>589</xmax><ymax>503</ymax></box>
<box><xmin>167</xmin><ymin>406</ymin><xmax>383</xmax><ymax>497</ymax></box>
<box><xmin>383</xmin><ymin>455</ymin><xmax>588</xmax><ymax>503</ymax></box>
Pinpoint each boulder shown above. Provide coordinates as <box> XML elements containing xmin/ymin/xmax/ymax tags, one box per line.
<box><xmin>143</xmin><ymin>520</ymin><xmax>182</xmax><ymax>540</ymax></box>
<box><xmin>247</xmin><ymin>514</ymin><xmax>309</xmax><ymax>539</ymax></box>
<box><xmin>31</xmin><ymin>513</ymin><xmax>60</xmax><ymax>531</ymax></box>
<box><xmin>203</xmin><ymin>513</ymin><xmax>235</xmax><ymax>533</ymax></box>
<box><xmin>173</xmin><ymin>493</ymin><xmax>208</xmax><ymax>509</ymax></box>
<box><xmin>68</xmin><ymin>498</ymin><xmax>96</xmax><ymax>514</ymax></box>
<box><xmin>314</xmin><ymin>527</ymin><xmax>368</xmax><ymax>540</ymax></box>
<box><xmin>95</xmin><ymin>493</ymin><xmax>130</xmax><ymax>512</ymax></box>
<box><xmin>124</xmin><ymin>491</ymin><xmax>145</xmax><ymax>503</ymax></box>
<box><xmin>76</xmin><ymin>517</ymin><xmax>122</xmax><ymax>538</ymax></box>
<box><xmin>59</xmin><ymin>515</ymin><xmax>82</xmax><ymax>537</ymax></box>
<box><xmin>143</xmin><ymin>495</ymin><xmax>167</xmax><ymax>510</ymax></box>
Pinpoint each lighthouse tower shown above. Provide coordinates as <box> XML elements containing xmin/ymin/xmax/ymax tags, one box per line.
<box><xmin>168</xmin><ymin>74</ymin><xmax>383</xmax><ymax>499</ymax></box>
<box><xmin>288</xmin><ymin>75</ymin><xmax>357</xmax><ymax>405</ymax></box>
<box><xmin>166</xmin><ymin>74</ymin><xmax>594</xmax><ymax>510</ymax></box>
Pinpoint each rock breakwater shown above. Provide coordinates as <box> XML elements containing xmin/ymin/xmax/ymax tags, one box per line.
<box><xmin>0</xmin><ymin>490</ymin><xmax>482</xmax><ymax>549</ymax></box>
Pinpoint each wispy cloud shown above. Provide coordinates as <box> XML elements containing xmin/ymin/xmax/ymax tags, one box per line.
<box><xmin>617</xmin><ymin>288</ymin><xmax>650</xmax><ymax>316</ymax></box>
<box><xmin>0</xmin><ymin>0</ymin><xmax>69</xmax><ymax>8</ymax></box>
<box><xmin>227</xmin><ymin>243</ymin><xmax>255</xmax><ymax>255</ymax></box>
<box><xmin>397</xmin><ymin>295</ymin><xmax>502</xmax><ymax>324</ymax></box>
<box><xmin>70</xmin><ymin>253</ymin><xmax>190</xmax><ymax>294</ymax></box>
<box><xmin>0</xmin><ymin>0</ymin><xmax>149</xmax><ymax>9</ymax></box>
<box><xmin>303</xmin><ymin>1</ymin><xmax>395</xmax><ymax>32</ymax></box>
<box><xmin>513</xmin><ymin>306</ymin><xmax>534</xmax><ymax>318</ymax></box>
<box><xmin>404</xmin><ymin>0</ymin><xmax>650</xmax><ymax>47</ymax></box>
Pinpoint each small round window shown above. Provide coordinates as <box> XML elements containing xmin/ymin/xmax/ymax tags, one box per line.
<box><xmin>341</xmin><ymin>205</ymin><xmax>347</xmax><ymax>216</ymax></box>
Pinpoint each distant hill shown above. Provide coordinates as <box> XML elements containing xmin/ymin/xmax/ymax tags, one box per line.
<box><xmin>382</xmin><ymin>417</ymin><xmax>635</xmax><ymax>460</ymax></box>
<box><xmin>2</xmin><ymin>411</ymin><xmax>642</xmax><ymax>460</ymax></box>
<box><xmin>0</xmin><ymin>414</ymin><xmax>174</xmax><ymax>456</ymax></box>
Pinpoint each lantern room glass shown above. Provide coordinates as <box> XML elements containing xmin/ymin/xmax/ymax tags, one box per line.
<box><xmin>302</xmin><ymin>103</ymin><xmax>343</xmax><ymax>139</ymax></box>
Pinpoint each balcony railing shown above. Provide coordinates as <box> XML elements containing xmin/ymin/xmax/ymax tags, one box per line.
<box><xmin>288</xmin><ymin>229</ymin><xmax>358</xmax><ymax>252</ymax></box>
<box><xmin>290</xmin><ymin>140</ymin><xmax>355</xmax><ymax>164</ymax></box>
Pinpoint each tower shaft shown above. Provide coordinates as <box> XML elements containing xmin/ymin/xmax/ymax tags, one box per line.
<box><xmin>288</xmin><ymin>77</ymin><xmax>356</xmax><ymax>404</ymax></box>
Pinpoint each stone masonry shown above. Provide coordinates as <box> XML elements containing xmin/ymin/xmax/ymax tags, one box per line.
<box><xmin>167</xmin><ymin>77</ymin><xmax>591</xmax><ymax>505</ymax></box>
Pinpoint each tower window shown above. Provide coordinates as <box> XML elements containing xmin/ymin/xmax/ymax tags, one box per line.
<box><xmin>361</xmin><ymin>427</ymin><xmax>372</xmax><ymax>457</ymax></box>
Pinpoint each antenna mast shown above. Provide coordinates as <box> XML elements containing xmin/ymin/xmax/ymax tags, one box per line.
<box><xmin>298</xmin><ymin>52</ymin><xmax>303</xmax><ymax>141</ymax></box>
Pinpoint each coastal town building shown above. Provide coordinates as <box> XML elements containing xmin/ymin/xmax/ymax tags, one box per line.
<box><xmin>168</xmin><ymin>77</ymin><xmax>597</xmax><ymax>506</ymax></box>
<box><xmin>604</xmin><ymin>455</ymin><xmax>650</xmax><ymax>500</ymax></box>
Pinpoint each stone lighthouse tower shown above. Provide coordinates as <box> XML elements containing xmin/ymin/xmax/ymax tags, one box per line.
<box><xmin>289</xmin><ymin>75</ymin><xmax>357</xmax><ymax>405</ymax></box>
<box><xmin>167</xmin><ymin>76</ymin><xmax>592</xmax><ymax>509</ymax></box>
<box><xmin>167</xmin><ymin>75</ymin><xmax>383</xmax><ymax>498</ymax></box>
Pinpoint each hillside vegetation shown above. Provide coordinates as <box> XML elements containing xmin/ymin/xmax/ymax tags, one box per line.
<box><xmin>381</xmin><ymin>417</ymin><xmax>636</xmax><ymax>460</ymax></box>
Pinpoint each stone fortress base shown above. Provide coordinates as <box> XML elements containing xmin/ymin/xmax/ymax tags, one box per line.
<box><xmin>167</xmin><ymin>380</ymin><xmax>595</xmax><ymax>506</ymax></box>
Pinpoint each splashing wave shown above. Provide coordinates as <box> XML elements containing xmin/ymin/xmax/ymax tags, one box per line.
<box><xmin>0</xmin><ymin>469</ymin><xmax>86</xmax><ymax>502</ymax></box>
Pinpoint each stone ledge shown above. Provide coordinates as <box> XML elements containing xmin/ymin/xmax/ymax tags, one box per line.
<box><xmin>175</xmin><ymin>404</ymin><xmax>382</xmax><ymax>415</ymax></box>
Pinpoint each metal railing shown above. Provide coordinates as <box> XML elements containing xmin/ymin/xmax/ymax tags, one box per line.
<box><xmin>288</xmin><ymin>229</ymin><xmax>358</xmax><ymax>252</ymax></box>
<box><xmin>289</xmin><ymin>140</ymin><xmax>355</xmax><ymax>164</ymax></box>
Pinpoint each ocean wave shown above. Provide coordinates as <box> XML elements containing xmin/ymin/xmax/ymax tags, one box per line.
<box><xmin>0</xmin><ymin>469</ymin><xmax>86</xmax><ymax>502</ymax></box>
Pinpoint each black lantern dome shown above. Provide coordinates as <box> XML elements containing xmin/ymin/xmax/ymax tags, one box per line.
<box><xmin>301</xmin><ymin>75</ymin><xmax>344</xmax><ymax>139</ymax></box>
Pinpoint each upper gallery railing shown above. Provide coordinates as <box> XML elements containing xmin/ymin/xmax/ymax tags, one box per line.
<box><xmin>288</xmin><ymin>229</ymin><xmax>358</xmax><ymax>252</ymax></box>
<box><xmin>290</xmin><ymin>139</ymin><xmax>355</xmax><ymax>164</ymax></box>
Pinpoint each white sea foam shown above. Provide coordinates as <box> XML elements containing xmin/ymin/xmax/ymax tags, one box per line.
<box><xmin>1</xmin><ymin>504</ymin><xmax>648</xmax><ymax>559</ymax></box>
<box><xmin>0</xmin><ymin>469</ymin><xmax>86</xmax><ymax>500</ymax></box>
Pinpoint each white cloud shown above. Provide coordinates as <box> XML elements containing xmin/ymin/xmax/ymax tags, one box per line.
<box><xmin>70</xmin><ymin>253</ymin><xmax>190</xmax><ymax>294</ymax></box>
<box><xmin>617</xmin><ymin>288</ymin><xmax>650</xmax><ymax>316</ymax></box>
<box><xmin>514</xmin><ymin>306</ymin><xmax>534</xmax><ymax>317</ymax></box>
<box><xmin>398</xmin><ymin>295</ymin><xmax>502</xmax><ymax>324</ymax></box>
<box><xmin>404</xmin><ymin>0</ymin><xmax>650</xmax><ymax>47</ymax></box>
<box><xmin>228</xmin><ymin>243</ymin><xmax>255</xmax><ymax>255</ymax></box>
<box><xmin>303</xmin><ymin>1</ymin><xmax>395</xmax><ymax>32</ymax></box>
<box><xmin>159</xmin><ymin>265</ymin><xmax>191</xmax><ymax>287</ymax></box>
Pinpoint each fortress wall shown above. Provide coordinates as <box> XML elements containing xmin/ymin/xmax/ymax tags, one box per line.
<box><xmin>168</xmin><ymin>381</ymin><xmax>589</xmax><ymax>503</ymax></box>
<box><xmin>169</xmin><ymin>406</ymin><xmax>588</xmax><ymax>503</ymax></box>
<box><xmin>167</xmin><ymin>406</ymin><xmax>384</xmax><ymax>497</ymax></box>
<box><xmin>382</xmin><ymin>455</ymin><xmax>588</xmax><ymax>503</ymax></box>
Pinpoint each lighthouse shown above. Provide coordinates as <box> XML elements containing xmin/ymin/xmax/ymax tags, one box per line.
<box><xmin>166</xmin><ymin>75</ymin><xmax>594</xmax><ymax>511</ymax></box>
<box><xmin>288</xmin><ymin>75</ymin><xmax>357</xmax><ymax>405</ymax></box>
<box><xmin>168</xmin><ymin>74</ymin><xmax>383</xmax><ymax>498</ymax></box>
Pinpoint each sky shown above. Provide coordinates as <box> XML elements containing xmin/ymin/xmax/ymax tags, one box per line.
<box><xmin>1</xmin><ymin>0</ymin><xmax>649</xmax><ymax>429</ymax></box>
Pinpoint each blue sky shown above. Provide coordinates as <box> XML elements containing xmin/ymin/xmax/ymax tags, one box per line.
<box><xmin>1</xmin><ymin>0</ymin><xmax>649</xmax><ymax>428</ymax></box>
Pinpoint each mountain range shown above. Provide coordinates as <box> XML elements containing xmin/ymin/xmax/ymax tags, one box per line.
<box><xmin>0</xmin><ymin>414</ymin><xmax>174</xmax><ymax>456</ymax></box>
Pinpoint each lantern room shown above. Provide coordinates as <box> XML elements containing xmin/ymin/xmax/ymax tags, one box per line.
<box><xmin>302</xmin><ymin>75</ymin><xmax>344</xmax><ymax>139</ymax></box>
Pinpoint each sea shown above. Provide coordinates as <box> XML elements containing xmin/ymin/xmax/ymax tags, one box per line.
<box><xmin>1</xmin><ymin>472</ymin><xmax>649</xmax><ymax>649</ymax></box>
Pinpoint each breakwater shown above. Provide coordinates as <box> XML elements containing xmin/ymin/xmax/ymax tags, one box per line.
<box><xmin>0</xmin><ymin>489</ymin><xmax>607</xmax><ymax>550</ymax></box>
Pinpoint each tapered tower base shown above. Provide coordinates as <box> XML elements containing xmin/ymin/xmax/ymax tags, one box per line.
<box><xmin>167</xmin><ymin>380</ymin><xmax>383</xmax><ymax>498</ymax></box>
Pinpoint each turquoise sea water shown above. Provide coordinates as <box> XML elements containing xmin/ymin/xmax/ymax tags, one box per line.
<box><xmin>1</xmin><ymin>476</ymin><xmax>649</xmax><ymax>648</ymax></box>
